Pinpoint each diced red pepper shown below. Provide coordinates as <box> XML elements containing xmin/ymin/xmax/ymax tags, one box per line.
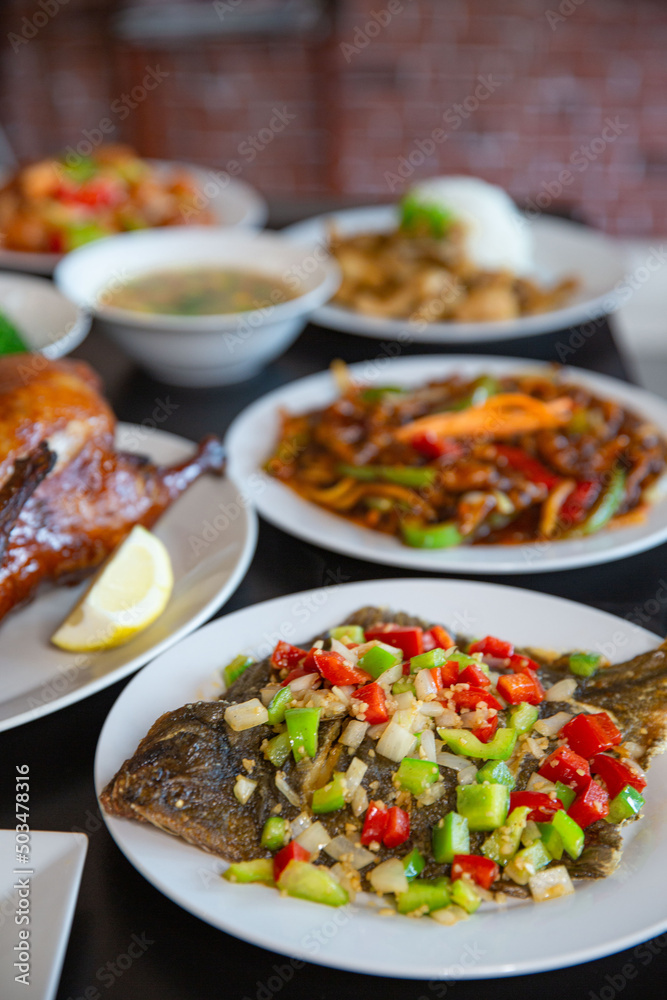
<box><xmin>494</xmin><ymin>445</ymin><xmax>561</xmax><ymax>491</ymax></box>
<box><xmin>451</xmin><ymin>854</ymin><xmax>500</xmax><ymax>890</ymax></box>
<box><xmin>383</xmin><ymin>806</ymin><xmax>410</xmax><ymax>848</ymax></box>
<box><xmin>364</xmin><ymin>625</ymin><xmax>424</xmax><ymax>660</ymax></box>
<box><xmin>429</xmin><ymin>666</ymin><xmax>443</xmax><ymax>690</ymax></box>
<box><xmin>422</xmin><ymin>624</ymin><xmax>455</xmax><ymax>652</ymax></box>
<box><xmin>509</xmin><ymin>791</ymin><xmax>564</xmax><ymax>822</ymax></box>
<box><xmin>271</xmin><ymin>640</ymin><xmax>308</xmax><ymax>671</ymax></box>
<box><xmin>567</xmin><ymin>777</ymin><xmax>610</xmax><ymax>828</ymax></box>
<box><xmin>509</xmin><ymin>653</ymin><xmax>541</xmax><ymax>674</ymax></box>
<box><xmin>590</xmin><ymin>753</ymin><xmax>646</xmax><ymax>799</ymax></box>
<box><xmin>353</xmin><ymin>683</ymin><xmax>389</xmax><ymax>725</ymax></box>
<box><xmin>458</xmin><ymin>663</ymin><xmax>492</xmax><ymax>688</ymax></box>
<box><xmin>538</xmin><ymin>745</ymin><xmax>591</xmax><ymax>792</ymax></box>
<box><xmin>439</xmin><ymin>660</ymin><xmax>460</xmax><ymax>688</ymax></box>
<box><xmin>451</xmin><ymin>687</ymin><xmax>502</xmax><ymax>712</ymax></box>
<box><xmin>468</xmin><ymin>635</ymin><xmax>514</xmax><ymax>660</ymax></box>
<box><xmin>273</xmin><ymin>841</ymin><xmax>310</xmax><ymax>881</ymax></box>
<box><xmin>473</xmin><ymin>715</ymin><xmax>499</xmax><ymax>744</ymax></box>
<box><xmin>360</xmin><ymin>800</ymin><xmax>389</xmax><ymax>845</ymax></box>
<box><xmin>561</xmin><ymin>712</ymin><xmax>622</xmax><ymax>759</ymax></box>
<box><xmin>496</xmin><ymin>670</ymin><xmax>544</xmax><ymax>706</ymax></box>
<box><xmin>559</xmin><ymin>480</ymin><xmax>600</xmax><ymax>527</ymax></box>
<box><xmin>411</xmin><ymin>432</ymin><xmax>463</xmax><ymax>461</ymax></box>
<box><xmin>309</xmin><ymin>648</ymin><xmax>371</xmax><ymax>686</ymax></box>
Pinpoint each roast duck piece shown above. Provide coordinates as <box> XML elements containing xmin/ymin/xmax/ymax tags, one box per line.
<box><xmin>0</xmin><ymin>354</ymin><xmax>225</xmax><ymax>624</ymax></box>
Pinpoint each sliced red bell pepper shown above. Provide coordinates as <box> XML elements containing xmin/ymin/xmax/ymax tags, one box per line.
<box><xmin>494</xmin><ymin>445</ymin><xmax>561</xmax><ymax>491</ymax></box>
<box><xmin>468</xmin><ymin>635</ymin><xmax>514</xmax><ymax>660</ymax></box>
<box><xmin>364</xmin><ymin>625</ymin><xmax>424</xmax><ymax>660</ymax></box>
<box><xmin>509</xmin><ymin>653</ymin><xmax>541</xmax><ymax>674</ymax></box>
<box><xmin>353</xmin><ymin>683</ymin><xmax>389</xmax><ymax>725</ymax></box>
<box><xmin>538</xmin><ymin>745</ymin><xmax>590</xmax><ymax>792</ymax></box>
<box><xmin>383</xmin><ymin>806</ymin><xmax>410</xmax><ymax>848</ymax></box>
<box><xmin>590</xmin><ymin>753</ymin><xmax>646</xmax><ymax>799</ymax></box>
<box><xmin>309</xmin><ymin>648</ymin><xmax>371</xmax><ymax>686</ymax></box>
<box><xmin>411</xmin><ymin>432</ymin><xmax>463</xmax><ymax>461</ymax></box>
<box><xmin>271</xmin><ymin>640</ymin><xmax>307</xmax><ymax>671</ymax></box>
<box><xmin>273</xmin><ymin>841</ymin><xmax>310</xmax><ymax>881</ymax></box>
<box><xmin>496</xmin><ymin>670</ymin><xmax>544</xmax><ymax>706</ymax></box>
<box><xmin>559</xmin><ymin>480</ymin><xmax>600</xmax><ymax>527</ymax></box>
<box><xmin>422</xmin><ymin>624</ymin><xmax>455</xmax><ymax>652</ymax></box>
<box><xmin>429</xmin><ymin>666</ymin><xmax>444</xmax><ymax>690</ymax></box>
<box><xmin>473</xmin><ymin>715</ymin><xmax>499</xmax><ymax>744</ymax></box>
<box><xmin>458</xmin><ymin>664</ymin><xmax>492</xmax><ymax>688</ymax></box>
<box><xmin>361</xmin><ymin>800</ymin><xmax>389</xmax><ymax>845</ymax></box>
<box><xmin>561</xmin><ymin>712</ymin><xmax>622</xmax><ymax>759</ymax></box>
<box><xmin>439</xmin><ymin>660</ymin><xmax>460</xmax><ymax>688</ymax></box>
<box><xmin>451</xmin><ymin>854</ymin><xmax>499</xmax><ymax>890</ymax></box>
<box><xmin>567</xmin><ymin>777</ymin><xmax>609</xmax><ymax>828</ymax></box>
<box><xmin>451</xmin><ymin>687</ymin><xmax>502</xmax><ymax>712</ymax></box>
<box><xmin>509</xmin><ymin>791</ymin><xmax>564</xmax><ymax>822</ymax></box>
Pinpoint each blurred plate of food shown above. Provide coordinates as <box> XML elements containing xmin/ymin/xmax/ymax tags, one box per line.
<box><xmin>284</xmin><ymin>177</ymin><xmax>626</xmax><ymax>342</ymax></box>
<box><xmin>0</xmin><ymin>145</ymin><xmax>268</xmax><ymax>274</ymax></box>
<box><xmin>226</xmin><ymin>355</ymin><xmax>667</xmax><ymax>574</ymax></box>
<box><xmin>0</xmin><ymin>271</ymin><xmax>90</xmax><ymax>357</ymax></box>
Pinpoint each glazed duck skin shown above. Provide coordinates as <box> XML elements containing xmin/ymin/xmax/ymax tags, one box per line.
<box><xmin>0</xmin><ymin>354</ymin><xmax>225</xmax><ymax>623</ymax></box>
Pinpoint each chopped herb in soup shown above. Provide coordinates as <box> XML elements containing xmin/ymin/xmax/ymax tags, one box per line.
<box><xmin>103</xmin><ymin>267</ymin><xmax>295</xmax><ymax>316</ymax></box>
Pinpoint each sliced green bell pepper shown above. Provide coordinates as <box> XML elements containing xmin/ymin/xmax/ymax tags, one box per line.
<box><xmin>285</xmin><ymin>707</ymin><xmax>321</xmax><ymax>763</ymax></box>
<box><xmin>432</xmin><ymin>811</ymin><xmax>470</xmax><ymax>863</ymax></box>
<box><xmin>361</xmin><ymin>385</ymin><xmax>406</xmax><ymax>403</ymax></box>
<box><xmin>481</xmin><ymin>806</ymin><xmax>531</xmax><ymax>865</ymax></box>
<box><xmin>267</xmin><ymin>686</ymin><xmax>293</xmax><ymax>726</ymax></box>
<box><xmin>396</xmin><ymin>757</ymin><xmax>439</xmax><ymax>796</ymax></box>
<box><xmin>537</xmin><ymin>822</ymin><xmax>564</xmax><ymax>861</ymax></box>
<box><xmin>401</xmin><ymin>517</ymin><xmax>463</xmax><ymax>550</ymax></box>
<box><xmin>449</xmin><ymin>375</ymin><xmax>501</xmax><ymax>412</ymax></box>
<box><xmin>277</xmin><ymin>860</ymin><xmax>348</xmax><ymax>907</ymax></box>
<box><xmin>504</xmin><ymin>840</ymin><xmax>552</xmax><ymax>885</ymax></box>
<box><xmin>456</xmin><ymin>784</ymin><xmax>510</xmax><ymax>831</ymax></box>
<box><xmin>410</xmin><ymin>648</ymin><xmax>447</xmax><ymax>673</ymax></box>
<box><xmin>569</xmin><ymin>652</ymin><xmax>602</xmax><ymax>677</ymax></box>
<box><xmin>402</xmin><ymin>848</ymin><xmax>426</xmax><ymax>881</ymax></box>
<box><xmin>330</xmin><ymin>624</ymin><xmax>365</xmax><ymax>644</ymax></box>
<box><xmin>223</xmin><ymin>653</ymin><xmax>254</xmax><ymax>688</ymax></box>
<box><xmin>508</xmin><ymin>703</ymin><xmax>539</xmax><ymax>734</ymax></box>
<box><xmin>554</xmin><ymin>781</ymin><xmax>576</xmax><ymax>810</ymax></box>
<box><xmin>260</xmin><ymin>816</ymin><xmax>291</xmax><ymax>851</ymax></box>
<box><xmin>337</xmin><ymin>463</ymin><xmax>437</xmax><ymax>488</ymax></box>
<box><xmin>438</xmin><ymin>727</ymin><xmax>518</xmax><ymax>761</ymax></box>
<box><xmin>396</xmin><ymin>877</ymin><xmax>452</xmax><ymax>914</ymax></box>
<box><xmin>224</xmin><ymin>859</ymin><xmax>275</xmax><ymax>885</ymax></box>
<box><xmin>570</xmin><ymin>466</ymin><xmax>626</xmax><ymax>537</ymax></box>
<box><xmin>605</xmin><ymin>784</ymin><xmax>645</xmax><ymax>824</ymax></box>
<box><xmin>551</xmin><ymin>809</ymin><xmax>584</xmax><ymax>859</ymax></box>
<box><xmin>477</xmin><ymin>760</ymin><xmax>515</xmax><ymax>788</ymax></box>
<box><xmin>451</xmin><ymin>878</ymin><xmax>481</xmax><ymax>914</ymax></box>
<box><xmin>392</xmin><ymin>677</ymin><xmax>416</xmax><ymax>696</ymax></box>
<box><xmin>311</xmin><ymin>772</ymin><xmax>346</xmax><ymax>814</ymax></box>
<box><xmin>360</xmin><ymin>643</ymin><xmax>403</xmax><ymax>679</ymax></box>
<box><xmin>264</xmin><ymin>731</ymin><xmax>291</xmax><ymax>768</ymax></box>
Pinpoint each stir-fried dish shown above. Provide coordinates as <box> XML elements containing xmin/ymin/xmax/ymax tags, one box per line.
<box><xmin>0</xmin><ymin>145</ymin><xmax>212</xmax><ymax>254</ymax></box>
<box><xmin>266</xmin><ymin>367</ymin><xmax>667</xmax><ymax>548</ymax></box>
<box><xmin>101</xmin><ymin>607</ymin><xmax>667</xmax><ymax>922</ymax></box>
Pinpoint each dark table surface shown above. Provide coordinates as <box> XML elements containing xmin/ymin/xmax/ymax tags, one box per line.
<box><xmin>2</xmin><ymin>310</ymin><xmax>667</xmax><ymax>1000</ymax></box>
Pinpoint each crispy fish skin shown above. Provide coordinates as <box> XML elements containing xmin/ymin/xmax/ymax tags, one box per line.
<box><xmin>101</xmin><ymin>607</ymin><xmax>667</xmax><ymax>888</ymax></box>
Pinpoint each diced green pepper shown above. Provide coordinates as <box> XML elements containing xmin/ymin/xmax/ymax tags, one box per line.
<box><xmin>62</xmin><ymin>221</ymin><xmax>112</xmax><ymax>250</ymax></box>
<box><xmin>432</xmin><ymin>812</ymin><xmax>470</xmax><ymax>863</ymax></box>
<box><xmin>410</xmin><ymin>648</ymin><xmax>447</xmax><ymax>673</ymax></box>
<box><xmin>402</xmin><ymin>848</ymin><xmax>426</xmax><ymax>881</ymax></box>
<box><xmin>392</xmin><ymin>677</ymin><xmax>416</xmax><ymax>696</ymax></box>
<box><xmin>570</xmin><ymin>466</ymin><xmax>626</xmax><ymax>537</ymax></box>
<box><xmin>551</xmin><ymin>809</ymin><xmax>584</xmax><ymax>860</ymax></box>
<box><xmin>396</xmin><ymin>877</ymin><xmax>451</xmax><ymax>914</ymax></box>
<box><xmin>504</xmin><ymin>840</ymin><xmax>552</xmax><ymax>885</ymax></box>
<box><xmin>482</xmin><ymin>806</ymin><xmax>531</xmax><ymax>865</ymax></box>
<box><xmin>277</xmin><ymin>860</ymin><xmax>348</xmax><ymax>907</ymax></box>
<box><xmin>223</xmin><ymin>859</ymin><xmax>275</xmax><ymax>885</ymax></box>
<box><xmin>330</xmin><ymin>624</ymin><xmax>365</xmax><ymax>644</ymax></box>
<box><xmin>401</xmin><ymin>518</ymin><xmax>463</xmax><ymax>550</ymax></box>
<box><xmin>223</xmin><ymin>653</ymin><xmax>254</xmax><ymax>688</ymax></box>
<box><xmin>337</xmin><ymin>463</ymin><xmax>437</xmax><ymax>489</ymax></box>
<box><xmin>554</xmin><ymin>781</ymin><xmax>576</xmax><ymax>810</ymax></box>
<box><xmin>456</xmin><ymin>784</ymin><xmax>510</xmax><ymax>832</ymax></box>
<box><xmin>508</xmin><ymin>703</ymin><xmax>539</xmax><ymax>734</ymax></box>
<box><xmin>449</xmin><ymin>375</ymin><xmax>501</xmax><ymax>412</ymax></box>
<box><xmin>61</xmin><ymin>156</ymin><xmax>97</xmax><ymax>183</ymax></box>
<box><xmin>569</xmin><ymin>652</ymin><xmax>602</xmax><ymax>678</ymax></box>
<box><xmin>264</xmin><ymin>732</ymin><xmax>291</xmax><ymax>768</ymax></box>
<box><xmin>450</xmin><ymin>878</ymin><xmax>481</xmax><ymax>914</ymax></box>
<box><xmin>267</xmin><ymin>686</ymin><xmax>293</xmax><ymax>725</ymax></box>
<box><xmin>285</xmin><ymin>707</ymin><xmax>320</xmax><ymax>763</ymax></box>
<box><xmin>438</xmin><ymin>727</ymin><xmax>518</xmax><ymax>761</ymax></box>
<box><xmin>361</xmin><ymin>385</ymin><xmax>406</xmax><ymax>403</ymax></box>
<box><xmin>0</xmin><ymin>311</ymin><xmax>27</xmax><ymax>356</ymax></box>
<box><xmin>311</xmin><ymin>772</ymin><xmax>346</xmax><ymax>814</ymax></box>
<box><xmin>360</xmin><ymin>643</ymin><xmax>403</xmax><ymax>679</ymax></box>
<box><xmin>396</xmin><ymin>757</ymin><xmax>439</xmax><ymax>796</ymax></box>
<box><xmin>260</xmin><ymin>816</ymin><xmax>291</xmax><ymax>851</ymax></box>
<box><xmin>476</xmin><ymin>761</ymin><xmax>515</xmax><ymax>788</ymax></box>
<box><xmin>605</xmin><ymin>784</ymin><xmax>645</xmax><ymax>824</ymax></box>
<box><xmin>537</xmin><ymin>822</ymin><xmax>564</xmax><ymax>861</ymax></box>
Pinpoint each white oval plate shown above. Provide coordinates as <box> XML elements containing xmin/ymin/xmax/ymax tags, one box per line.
<box><xmin>0</xmin><ymin>160</ymin><xmax>268</xmax><ymax>275</ymax></box>
<box><xmin>95</xmin><ymin>578</ymin><xmax>667</xmax><ymax>979</ymax></box>
<box><xmin>0</xmin><ymin>271</ymin><xmax>90</xmax><ymax>358</ymax></box>
<box><xmin>0</xmin><ymin>423</ymin><xmax>257</xmax><ymax>732</ymax></box>
<box><xmin>225</xmin><ymin>355</ymin><xmax>667</xmax><ymax>575</ymax></box>
<box><xmin>284</xmin><ymin>207</ymin><xmax>626</xmax><ymax>342</ymax></box>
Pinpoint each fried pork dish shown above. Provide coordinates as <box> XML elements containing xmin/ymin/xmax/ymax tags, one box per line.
<box><xmin>0</xmin><ymin>145</ymin><xmax>212</xmax><ymax>254</ymax></box>
<box><xmin>101</xmin><ymin>608</ymin><xmax>667</xmax><ymax>920</ymax></box>
<box><xmin>266</xmin><ymin>369</ymin><xmax>667</xmax><ymax>549</ymax></box>
<box><xmin>0</xmin><ymin>354</ymin><xmax>224</xmax><ymax>623</ymax></box>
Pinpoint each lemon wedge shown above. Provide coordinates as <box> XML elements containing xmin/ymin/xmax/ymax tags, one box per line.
<box><xmin>51</xmin><ymin>525</ymin><xmax>173</xmax><ymax>652</ymax></box>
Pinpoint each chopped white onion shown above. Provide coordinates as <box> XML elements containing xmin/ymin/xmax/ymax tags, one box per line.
<box><xmin>340</xmin><ymin>719</ymin><xmax>369</xmax><ymax>750</ymax></box>
<box><xmin>529</xmin><ymin>865</ymin><xmax>574</xmax><ymax>902</ymax></box>
<box><xmin>376</xmin><ymin>663</ymin><xmax>403</xmax><ymax>688</ymax></box>
<box><xmin>393</xmin><ymin>691</ymin><xmax>416</xmax><ymax>712</ymax></box>
<box><xmin>233</xmin><ymin>776</ymin><xmax>257</xmax><ymax>804</ymax></box>
<box><xmin>296</xmin><ymin>821</ymin><xmax>331</xmax><ymax>856</ymax></box>
<box><xmin>457</xmin><ymin>765</ymin><xmax>478</xmax><ymax>785</ymax></box>
<box><xmin>290</xmin><ymin>811</ymin><xmax>312</xmax><ymax>838</ymax></box>
<box><xmin>534</xmin><ymin>712</ymin><xmax>572</xmax><ymax>738</ymax></box>
<box><xmin>526</xmin><ymin>772</ymin><xmax>556</xmax><ymax>794</ymax></box>
<box><xmin>415</xmin><ymin>668</ymin><xmax>438</xmax><ymax>701</ymax></box>
<box><xmin>430</xmin><ymin>905</ymin><xmax>469</xmax><ymax>925</ymax></box>
<box><xmin>331</xmin><ymin>684</ymin><xmax>353</xmax><ymax>706</ymax></box>
<box><xmin>621</xmin><ymin>741</ymin><xmax>644</xmax><ymax>760</ymax></box>
<box><xmin>260</xmin><ymin>684</ymin><xmax>280</xmax><ymax>707</ymax></box>
<box><xmin>329</xmin><ymin>863</ymin><xmax>357</xmax><ymax>901</ymax></box>
<box><xmin>224</xmin><ymin>699</ymin><xmax>269</xmax><ymax>732</ymax></box>
<box><xmin>376</xmin><ymin>722</ymin><xmax>418</xmax><ymax>762</ymax></box>
<box><xmin>434</xmin><ymin>707</ymin><xmax>461</xmax><ymax>728</ymax></box>
<box><xmin>368</xmin><ymin>858</ymin><xmax>409</xmax><ymax>895</ymax></box>
<box><xmin>289</xmin><ymin>672</ymin><xmax>320</xmax><ymax>693</ymax></box>
<box><xmin>351</xmin><ymin>784</ymin><xmax>369</xmax><ymax>817</ymax></box>
<box><xmin>545</xmin><ymin>678</ymin><xmax>577</xmax><ymax>702</ymax></box>
<box><xmin>419</xmin><ymin>728</ymin><xmax>437</xmax><ymax>763</ymax></box>
<box><xmin>345</xmin><ymin>756</ymin><xmax>368</xmax><ymax>797</ymax></box>
<box><xmin>460</xmin><ymin>709</ymin><xmax>487</xmax><ymax>730</ymax></box>
<box><xmin>330</xmin><ymin>637</ymin><xmax>358</xmax><ymax>664</ymax></box>
<box><xmin>420</xmin><ymin>702</ymin><xmax>445</xmax><ymax>717</ymax></box>
<box><xmin>324</xmin><ymin>835</ymin><xmax>375</xmax><ymax>869</ymax></box>
<box><xmin>367</xmin><ymin>722</ymin><xmax>389</xmax><ymax>739</ymax></box>
<box><xmin>275</xmin><ymin>772</ymin><xmax>300</xmax><ymax>808</ymax></box>
<box><xmin>436</xmin><ymin>751</ymin><xmax>472</xmax><ymax>772</ymax></box>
